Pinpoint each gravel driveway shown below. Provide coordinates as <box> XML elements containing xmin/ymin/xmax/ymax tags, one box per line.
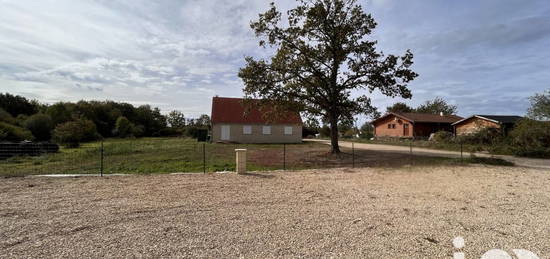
<box><xmin>1</xmin><ymin>165</ymin><xmax>549</xmax><ymax>258</ymax></box>
<box><xmin>309</xmin><ymin>139</ymin><xmax>550</xmax><ymax>170</ymax></box>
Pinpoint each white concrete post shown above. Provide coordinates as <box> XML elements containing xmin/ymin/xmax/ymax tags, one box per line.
<box><xmin>235</xmin><ymin>149</ymin><xmax>247</xmax><ymax>174</ymax></box>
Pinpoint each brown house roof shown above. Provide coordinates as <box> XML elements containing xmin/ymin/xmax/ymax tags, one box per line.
<box><xmin>373</xmin><ymin>112</ymin><xmax>463</xmax><ymax>125</ymax></box>
<box><xmin>452</xmin><ymin>115</ymin><xmax>524</xmax><ymax>125</ymax></box>
<box><xmin>211</xmin><ymin>97</ymin><xmax>302</xmax><ymax>124</ymax></box>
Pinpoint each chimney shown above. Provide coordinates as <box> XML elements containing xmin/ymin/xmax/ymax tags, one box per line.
<box><xmin>440</xmin><ymin>112</ymin><xmax>444</xmax><ymax>116</ymax></box>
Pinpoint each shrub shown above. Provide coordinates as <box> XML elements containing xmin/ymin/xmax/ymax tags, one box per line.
<box><xmin>133</xmin><ymin>124</ymin><xmax>146</xmax><ymax>137</ymax></box>
<box><xmin>513</xmin><ymin>148</ymin><xmax>550</xmax><ymax>158</ymax></box>
<box><xmin>359</xmin><ymin>123</ymin><xmax>374</xmax><ymax>139</ymax></box>
<box><xmin>184</xmin><ymin>126</ymin><xmax>201</xmax><ymax>138</ymax></box>
<box><xmin>302</xmin><ymin>127</ymin><xmax>319</xmax><ymax>138</ymax></box>
<box><xmin>15</xmin><ymin>114</ymin><xmax>28</xmax><ymax>127</ymax></box>
<box><xmin>159</xmin><ymin>127</ymin><xmax>181</xmax><ymax>137</ymax></box>
<box><xmin>319</xmin><ymin>126</ymin><xmax>331</xmax><ymax>138</ymax></box>
<box><xmin>0</xmin><ymin>121</ymin><xmax>34</xmax><ymax>142</ymax></box>
<box><xmin>24</xmin><ymin>113</ymin><xmax>54</xmax><ymax>141</ymax></box>
<box><xmin>53</xmin><ymin>119</ymin><xmax>99</xmax><ymax>147</ymax></box>
<box><xmin>432</xmin><ymin>131</ymin><xmax>453</xmax><ymax>142</ymax></box>
<box><xmin>115</xmin><ymin>116</ymin><xmax>134</xmax><ymax>138</ymax></box>
<box><xmin>0</xmin><ymin>108</ymin><xmax>16</xmax><ymax>124</ymax></box>
<box><xmin>457</xmin><ymin>128</ymin><xmax>502</xmax><ymax>145</ymax></box>
<box><xmin>342</xmin><ymin>129</ymin><xmax>356</xmax><ymax>138</ymax></box>
<box><xmin>510</xmin><ymin>119</ymin><xmax>550</xmax><ymax>157</ymax></box>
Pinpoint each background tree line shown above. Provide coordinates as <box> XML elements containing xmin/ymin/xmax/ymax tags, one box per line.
<box><xmin>0</xmin><ymin>93</ymin><xmax>210</xmax><ymax>147</ymax></box>
<box><xmin>385</xmin><ymin>96</ymin><xmax>458</xmax><ymax>115</ymax></box>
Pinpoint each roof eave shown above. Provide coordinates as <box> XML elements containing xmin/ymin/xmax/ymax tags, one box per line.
<box><xmin>371</xmin><ymin>112</ymin><xmax>415</xmax><ymax>124</ymax></box>
<box><xmin>452</xmin><ymin>115</ymin><xmax>501</xmax><ymax>125</ymax></box>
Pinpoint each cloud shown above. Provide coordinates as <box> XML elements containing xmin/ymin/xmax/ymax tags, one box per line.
<box><xmin>0</xmin><ymin>0</ymin><xmax>285</xmax><ymax>116</ymax></box>
<box><xmin>0</xmin><ymin>0</ymin><xmax>548</xmax><ymax>122</ymax></box>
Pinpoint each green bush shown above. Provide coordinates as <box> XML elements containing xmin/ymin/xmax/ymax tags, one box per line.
<box><xmin>133</xmin><ymin>124</ymin><xmax>146</xmax><ymax>137</ymax></box>
<box><xmin>24</xmin><ymin>113</ymin><xmax>54</xmax><ymax>141</ymax></box>
<box><xmin>457</xmin><ymin>128</ymin><xmax>502</xmax><ymax>145</ymax></box>
<box><xmin>510</xmin><ymin>119</ymin><xmax>550</xmax><ymax>157</ymax></box>
<box><xmin>319</xmin><ymin>126</ymin><xmax>331</xmax><ymax>138</ymax></box>
<box><xmin>115</xmin><ymin>116</ymin><xmax>134</xmax><ymax>138</ymax></box>
<box><xmin>53</xmin><ymin>119</ymin><xmax>99</xmax><ymax>147</ymax></box>
<box><xmin>0</xmin><ymin>108</ymin><xmax>16</xmax><ymax>124</ymax></box>
<box><xmin>183</xmin><ymin>126</ymin><xmax>207</xmax><ymax>138</ymax></box>
<box><xmin>432</xmin><ymin>131</ymin><xmax>453</xmax><ymax>142</ymax></box>
<box><xmin>342</xmin><ymin>129</ymin><xmax>356</xmax><ymax>139</ymax></box>
<box><xmin>15</xmin><ymin>114</ymin><xmax>28</xmax><ymax>127</ymax></box>
<box><xmin>159</xmin><ymin>127</ymin><xmax>181</xmax><ymax>137</ymax></box>
<box><xmin>513</xmin><ymin>148</ymin><xmax>550</xmax><ymax>158</ymax></box>
<box><xmin>0</xmin><ymin>121</ymin><xmax>34</xmax><ymax>142</ymax></box>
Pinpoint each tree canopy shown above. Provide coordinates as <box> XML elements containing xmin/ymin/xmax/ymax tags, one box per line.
<box><xmin>415</xmin><ymin>97</ymin><xmax>457</xmax><ymax>115</ymax></box>
<box><xmin>167</xmin><ymin>110</ymin><xmax>186</xmax><ymax>128</ymax></box>
<box><xmin>0</xmin><ymin>92</ymin><xmax>211</xmax><ymax>143</ymax></box>
<box><xmin>385</xmin><ymin>97</ymin><xmax>457</xmax><ymax>116</ymax></box>
<box><xmin>386</xmin><ymin>102</ymin><xmax>413</xmax><ymax>113</ymax></box>
<box><xmin>239</xmin><ymin>0</ymin><xmax>417</xmax><ymax>152</ymax></box>
<box><xmin>527</xmin><ymin>89</ymin><xmax>550</xmax><ymax>120</ymax></box>
<box><xmin>0</xmin><ymin>93</ymin><xmax>40</xmax><ymax>117</ymax></box>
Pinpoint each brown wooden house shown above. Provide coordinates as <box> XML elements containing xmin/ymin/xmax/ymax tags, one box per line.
<box><xmin>452</xmin><ymin>115</ymin><xmax>523</xmax><ymax>136</ymax></box>
<box><xmin>372</xmin><ymin>112</ymin><xmax>463</xmax><ymax>139</ymax></box>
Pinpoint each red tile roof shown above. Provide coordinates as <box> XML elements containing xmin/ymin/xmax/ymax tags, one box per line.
<box><xmin>373</xmin><ymin>112</ymin><xmax>463</xmax><ymax>124</ymax></box>
<box><xmin>211</xmin><ymin>97</ymin><xmax>302</xmax><ymax>124</ymax></box>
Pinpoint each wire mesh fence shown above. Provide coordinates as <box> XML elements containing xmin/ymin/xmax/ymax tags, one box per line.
<box><xmin>0</xmin><ymin>137</ymin><xmax>480</xmax><ymax>177</ymax></box>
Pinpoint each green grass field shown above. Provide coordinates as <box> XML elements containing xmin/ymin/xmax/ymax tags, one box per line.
<box><xmin>0</xmin><ymin>138</ymin><xmax>328</xmax><ymax>177</ymax></box>
<box><xmin>0</xmin><ymin>137</ymin><xmax>514</xmax><ymax>177</ymax></box>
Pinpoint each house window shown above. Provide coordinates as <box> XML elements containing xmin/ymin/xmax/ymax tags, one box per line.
<box><xmin>262</xmin><ymin>126</ymin><xmax>271</xmax><ymax>135</ymax></box>
<box><xmin>393</xmin><ymin>124</ymin><xmax>396</xmax><ymax>129</ymax></box>
<box><xmin>243</xmin><ymin>125</ymin><xmax>252</xmax><ymax>135</ymax></box>
<box><xmin>388</xmin><ymin>124</ymin><xmax>391</xmax><ymax>129</ymax></box>
<box><xmin>388</xmin><ymin>124</ymin><xmax>396</xmax><ymax>129</ymax></box>
<box><xmin>284</xmin><ymin>126</ymin><xmax>293</xmax><ymax>135</ymax></box>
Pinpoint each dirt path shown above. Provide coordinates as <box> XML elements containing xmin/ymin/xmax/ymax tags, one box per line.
<box><xmin>308</xmin><ymin>139</ymin><xmax>550</xmax><ymax>170</ymax></box>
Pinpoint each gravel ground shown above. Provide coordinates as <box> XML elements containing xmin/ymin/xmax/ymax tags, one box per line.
<box><xmin>1</xmin><ymin>165</ymin><xmax>549</xmax><ymax>258</ymax></box>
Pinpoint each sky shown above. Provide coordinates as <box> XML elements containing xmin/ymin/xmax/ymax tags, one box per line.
<box><xmin>1</xmin><ymin>0</ymin><xmax>549</xmax><ymax>122</ymax></box>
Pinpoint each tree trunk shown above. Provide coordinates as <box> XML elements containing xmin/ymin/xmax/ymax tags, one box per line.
<box><xmin>329</xmin><ymin>114</ymin><xmax>340</xmax><ymax>154</ymax></box>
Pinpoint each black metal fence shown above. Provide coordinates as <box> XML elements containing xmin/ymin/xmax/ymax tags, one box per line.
<box><xmin>0</xmin><ymin>138</ymin><xmax>474</xmax><ymax>177</ymax></box>
<box><xmin>0</xmin><ymin>143</ymin><xmax>59</xmax><ymax>159</ymax></box>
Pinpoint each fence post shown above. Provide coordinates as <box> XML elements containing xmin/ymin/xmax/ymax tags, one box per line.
<box><xmin>100</xmin><ymin>141</ymin><xmax>104</xmax><ymax>177</ymax></box>
<box><xmin>203</xmin><ymin>143</ymin><xmax>206</xmax><ymax>174</ymax></box>
<box><xmin>235</xmin><ymin>149</ymin><xmax>247</xmax><ymax>174</ymax></box>
<box><xmin>409</xmin><ymin>139</ymin><xmax>413</xmax><ymax>155</ymax></box>
<box><xmin>283</xmin><ymin>144</ymin><xmax>286</xmax><ymax>170</ymax></box>
<box><xmin>352</xmin><ymin>142</ymin><xmax>355</xmax><ymax>168</ymax></box>
<box><xmin>460</xmin><ymin>142</ymin><xmax>463</xmax><ymax>162</ymax></box>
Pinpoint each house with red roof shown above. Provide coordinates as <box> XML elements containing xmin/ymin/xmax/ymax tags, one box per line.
<box><xmin>372</xmin><ymin>112</ymin><xmax>463</xmax><ymax>139</ymax></box>
<box><xmin>210</xmin><ymin>97</ymin><xmax>303</xmax><ymax>143</ymax></box>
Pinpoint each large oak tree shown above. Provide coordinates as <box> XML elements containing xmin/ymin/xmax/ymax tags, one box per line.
<box><xmin>239</xmin><ymin>0</ymin><xmax>418</xmax><ymax>153</ymax></box>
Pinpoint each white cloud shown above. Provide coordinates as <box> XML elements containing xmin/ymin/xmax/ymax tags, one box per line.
<box><xmin>0</xmin><ymin>0</ymin><xmax>288</xmax><ymax>117</ymax></box>
<box><xmin>0</xmin><ymin>0</ymin><xmax>548</xmax><ymax>122</ymax></box>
